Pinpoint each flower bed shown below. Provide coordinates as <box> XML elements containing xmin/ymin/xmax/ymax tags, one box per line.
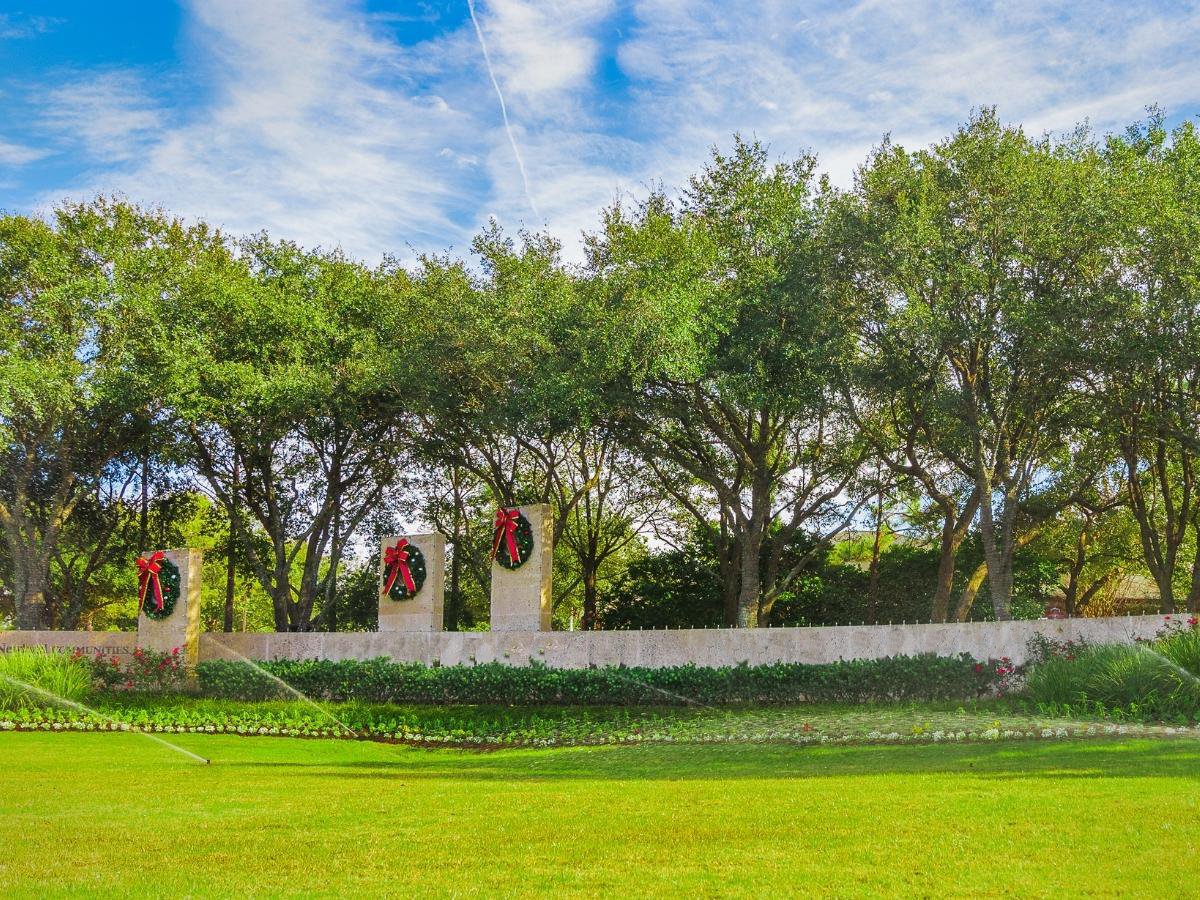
<box><xmin>4</xmin><ymin>697</ymin><xmax>1196</xmax><ymax>749</ymax></box>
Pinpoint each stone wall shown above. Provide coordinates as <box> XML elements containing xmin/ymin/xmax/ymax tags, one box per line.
<box><xmin>0</xmin><ymin>630</ymin><xmax>137</xmax><ymax>657</ymax></box>
<box><xmin>198</xmin><ymin>615</ymin><xmax>1176</xmax><ymax>668</ymax></box>
<box><xmin>3</xmin><ymin>614</ymin><xmax>1182</xmax><ymax>669</ymax></box>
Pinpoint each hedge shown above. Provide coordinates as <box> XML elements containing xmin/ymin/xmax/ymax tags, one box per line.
<box><xmin>195</xmin><ymin>653</ymin><xmax>1002</xmax><ymax>706</ymax></box>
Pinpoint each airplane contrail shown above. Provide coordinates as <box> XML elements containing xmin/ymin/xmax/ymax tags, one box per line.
<box><xmin>466</xmin><ymin>0</ymin><xmax>541</xmax><ymax>220</ymax></box>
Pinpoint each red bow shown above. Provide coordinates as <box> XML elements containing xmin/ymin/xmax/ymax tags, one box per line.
<box><xmin>136</xmin><ymin>551</ymin><xmax>166</xmax><ymax>613</ymax></box>
<box><xmin>490</xmin><ymin>508</ymin><xmax>521</xmax><ymax>563</ymax></box>
<box><xmin>383</xmin><ymin>539</ymin><xmax>416</xmax><ymax>595</ymax></box>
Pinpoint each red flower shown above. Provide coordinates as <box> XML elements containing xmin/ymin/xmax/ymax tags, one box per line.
<box><xmin>973</xmin><ymin>663</ymin><xmax>983</xmax><ymax>673</ymax></box>
<box><xmin>1188</xmin><ymin>617</ymin><xmax>1198</xmax><ymax>627</ymax></box>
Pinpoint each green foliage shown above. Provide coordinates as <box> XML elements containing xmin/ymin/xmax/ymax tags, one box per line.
<box><xmin>1156</xmin><ymin>625</ymin><xmax>1200</xmax><ymax>676</ymax></box>
<box><xmin>84</xmin><ymin>647</ymin><xmax>187</xmax><ymax>693</ymax></box>
<box><xmin>1024</xmin><ymin>626</ymin><xmax>1200</xmax><ymax>721</ymax></box>
<box><xmin>0</xmin><ymin>648</ymin><xmax>93</xmax><ymax>709</ymax></box>
<box><xmin>194</xmin><ymin>653</ymin><xmax>1002</xmax><ymax>706</ymax></box>
<box><xmin>0</xmin><ymin>694</ymin><xmax>1166</xmax><ymax>750</ymax></box>
<box><xmin>598</xmin><ymin>542</ymin><xmax>723</xmax><ymax>628</ymax></box>
<box><xmin>601</xmin><ymin>533</ymin><xmax>1064</xmax><ymax>628</ymax></box>
<box><xmin>6</xmin><ymin>114</ymin><xmax>1200</xmax><ymax>632</ymax></box>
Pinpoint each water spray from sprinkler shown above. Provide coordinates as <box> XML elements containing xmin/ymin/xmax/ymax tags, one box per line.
<box><xmin>0</xmin><ymin>673</ymin><xmax>210</xmax><ymax>765</ymax></box>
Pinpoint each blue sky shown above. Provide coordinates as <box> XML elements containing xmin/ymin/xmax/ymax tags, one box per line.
<box><xmin>2</xmin><ymin>0</ymin><xmax>1198</xmax><ymax>262</ymax></box>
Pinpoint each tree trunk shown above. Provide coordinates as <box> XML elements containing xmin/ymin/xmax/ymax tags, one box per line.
<box><xmin>978</xmin><ymin>499</ymin><xmax>1015</xmax><ymax>620</ymax></box>
<box><xmin>1188</xmin><ymin>535</ymin><xmax>1200</xmax><ymax>615</ymax></box>
<box><xmin>736</xmin><ymin>524</ymin><xmax>763</xmax><ymax>628</ymax></box>
<box><xmin>715</xmin><ymin>531</ymin><xmax>741</xmax><ymax>626</ymax></box>
<box><xmin>224</xmin><ymin>545</ymin><xmax>236</xmax><ymax>633</ymax></box>
<box><xmin>866</xmin><ymin>489</ymin><xmax>883</xmax><ymax>625</ymax></box>
<box><xmin>954</xmin><ymin>560</ymin><xmax>989</xmax><ymax>622</ymax></box>
<box><xmin>582</xmin><ymin>569</ymin><xmax>599</xmax><ymax>630</ymax></box>
<box><xmin>271</xmin><ymin>556</ymin><xmax>291</xmax><ymax>632</ymax></box>
<box><xmin>138</xmin><ymin>452</ymin><xmax>149</xmax><ymax>553</ymax></box>
<box><xmin>1153</xmin><ymin>569</ymin><xmax>1177</xmax><ymax>615</ymax></box>
<box><xmin>931</xmin><ymin>523</ymin><xmax>958</xmax><ymax>623</ymax></box>
<box><xmin>224</xmin><ymin>456</ymin><xmax>239</xmax><ymax>632</ymax></box>
<box><xmin>447</xmin><ymin>526</ymin><xmax>463</xmax><ymax>631</ymax></box>
<box><xmin>13</xmin><ymin>549</ymin><xmax>48</xmax><ymax>630</ymax></box>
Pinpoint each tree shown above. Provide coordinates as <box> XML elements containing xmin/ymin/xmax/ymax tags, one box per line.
<box><xmin>1096</xmin><ymin>117</ymin><xmax>1200</xmax><ymax>612</ymax></box>
<box><xmin>835</xmin><ymin>208</ymin><xmax>981</xmax><ymax>623</ymax></box>
<box><xmin>0</xmin><ymin>200</ymin><xmax>187</xmax><ymax>628</ymax></box>
<box><xmin>554</xmin><ymin>438</ymin><xmax>662</xmax><ymax>629</ymax></box>
<box><xmin>590</xmin><ymin>138</ymin><xmax>867</xmax><ymax>626</ymax></box>
<box><xmin>170</xmin><ymin>238</ymin><xmax>407</xmax><ymax>631</ymax></box>
<box><xmin>847</xmin><ymin>111</ymin><xmax>1113</xmax><ymax>619</ymax></box>
<box><xmin>409</xmin><ymin>227</ymin><xmax>610</xmax><ymax>551</ymax></box>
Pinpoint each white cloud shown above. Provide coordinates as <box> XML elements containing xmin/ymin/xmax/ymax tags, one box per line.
<box><xmin>42</xmin><ymin>72</ymin><xmax>165</xmax><ymax>163</ymax></box>
<box><xmin>476</xmin><ymin>0</ymin><xmax>614</xmax><ymax>107</ymax></box>
<box><xmin>36</xmin><ymin>0</ymin><xmax>487</xmax><ymax>259</ymax></box>
<box><xmin>22</xmin><ymin>0</ymin><xmax>1200</xmax><ymax>265</ymax></box>
<box><xmin>0</xmin><ymin>138</ymin><xmax>46</xmax><ymax>166</ymax></box>
<box><xmin>0</xmin><ymin>13</ymin><xmax>59</xmax><ymax>40</ymax></box>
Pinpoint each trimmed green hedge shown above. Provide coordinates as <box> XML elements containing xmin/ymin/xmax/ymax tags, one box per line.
<box><xmin>195</xmin><ymin>653</ymin><xmax>1001</xmax><ymax>706</ymax></box>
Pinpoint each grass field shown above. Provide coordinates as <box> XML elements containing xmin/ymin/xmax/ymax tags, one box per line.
<box><xmin>1</xmin><ymin>732</ymin><xmax>1197</xmax><ymax>897</ymax></box>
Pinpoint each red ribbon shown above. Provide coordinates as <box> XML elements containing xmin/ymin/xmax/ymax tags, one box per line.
<box><xmin>383</xmin><ymin>539</ymin><xmax>416</xmax><ymax>595</ymax></box>
<box><xmin>136</xmin><ymin>551</ymin><xmax>166</xmax><ymax>614</ymax></box>
<box><xmin>490</xmin><ymin>508</ymin><xmax>521</xmax><ymax>563</ymax></box>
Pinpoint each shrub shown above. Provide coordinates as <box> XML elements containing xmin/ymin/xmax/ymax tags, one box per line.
<box><xmin>195</xmin><ymin>653</ymin><xmax>1003</xmax><ymax>706</ymax></box>
<box><xmin>0</xmin><ymin>648</ymin><xmax>93</xmax><ymax>709</ymax></box>
<box><xmin>1024</xmin><ymin>642</ymin><xmax>1200</xmax><ymax>721</ymax></box>
<box><xmin>1154</xmin><ymin>623</ymin><xmax>1200</xmax><ymax>677</ymax></box>
<box><xmin>84</xmin><ymin>647</ymin><xmax>187</xmax><ymax>693</ymax></box>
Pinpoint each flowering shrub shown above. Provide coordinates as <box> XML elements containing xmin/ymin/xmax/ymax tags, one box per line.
<box><xmin>1145</xmin><ymin>614</ymin><xmax>1200</xmax><ymax>642</ymax></box>
<box><xmin>1026</xmin><ymin>633</ymin><xmax>1091</xmax><ymax>665</ymax></box>
<box><xmin>82</xmin><ymin>647</ymin><xmax>187</xmax><ymax>693</ymax></box>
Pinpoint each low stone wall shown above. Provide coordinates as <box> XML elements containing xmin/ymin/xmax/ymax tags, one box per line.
<box><xmin>0</xmin><ymin>630</ymin><xmax>138</xmax><ymax>657</ymax></box>
<box><xmin>200</xmin><ymin>615</ymin><xmax>1177</xmax><ymax>668</ymax></box>
<box><xmin>3</xmin><ymin>614</ymin><xmax>1183</xmax><ymax>669</ymax></box>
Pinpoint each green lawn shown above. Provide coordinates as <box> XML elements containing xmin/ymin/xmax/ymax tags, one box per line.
<box><xmin>1</xmin><ymin>732</ymin><xmax>1197</xmax><ymax>897</ymax></box>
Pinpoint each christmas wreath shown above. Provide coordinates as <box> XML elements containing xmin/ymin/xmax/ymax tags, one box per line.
<box><xmin>490</xmin><ymin>507</ymin><xmax>534</xmax><ymax>570</ymax></box>
<box><xmin>383</xmin><ymin>539</ymin><xmax>427</xmax><ymax>601</ymax></box>
<box><xmin>137</xmin><ymin>551</ymin><xmax>180</xmax><ymax>621</ymax></box>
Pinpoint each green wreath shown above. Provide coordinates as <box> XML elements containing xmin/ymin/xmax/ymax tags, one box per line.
<box><xmin>140</xmin><ymin>557</ymin><xmax>180</xmax><ymax>621</ymax></box>
<box><xmin>493</xmin><ymin>510</ymin><xmax>535</xmax><ymax>570</ymax></box>
<box><xmin>385</xmin><ymin>543</ymin><xmax>427</xmax><ymax>601</ymax></box>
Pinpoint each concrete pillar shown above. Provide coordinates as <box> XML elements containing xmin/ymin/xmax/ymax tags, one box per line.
<box><xmin>137</xmin><ymin>548</ymin><xmax>202</xmax><ymax>666</ymax></box>
<box><xmin>378</xmin><ymin>533</ymin><xmax>445</xmax><ymax>632</ymax></box>
<box><xmin>489</xmin><ymin>503</ymin><xmax>553</xmax><ymax>631</ymax></box>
